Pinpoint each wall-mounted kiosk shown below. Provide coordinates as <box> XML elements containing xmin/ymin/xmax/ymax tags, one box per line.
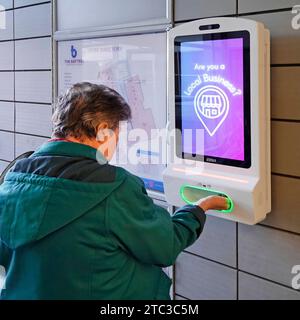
<box><xmin>163</xmin><ymin>18</ymin><xmax>271</xmax><ymax>224</ymax></box>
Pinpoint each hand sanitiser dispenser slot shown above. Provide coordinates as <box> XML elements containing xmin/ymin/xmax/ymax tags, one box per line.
<box><xmin>163</xmin><ymin>18</ymin><xmax>271</xmax><ymax>224</ymax></box>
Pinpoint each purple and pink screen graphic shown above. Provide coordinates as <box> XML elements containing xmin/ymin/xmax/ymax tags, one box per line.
<box><xmin>180</xmin><ymin>38</ymin><xmax>245</xmax><ymax>161</ymax></box>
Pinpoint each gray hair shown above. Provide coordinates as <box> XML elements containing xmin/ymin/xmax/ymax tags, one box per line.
<box><xmin>52</xmin><ymin>82</ymin><xmax>131</xmax><ymax>139</ymax></box>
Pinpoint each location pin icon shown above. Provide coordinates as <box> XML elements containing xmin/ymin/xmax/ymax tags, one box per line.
<box><xmin>194</xmin><ymin>85</ymin><xmax>230</xmax><ymax>137</ymax></box>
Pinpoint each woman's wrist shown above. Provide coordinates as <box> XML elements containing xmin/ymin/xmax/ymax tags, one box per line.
<box><xmin>197</xmin><ymin>198</ymin><xmax>211</xmax><ymax>212</ymax></box>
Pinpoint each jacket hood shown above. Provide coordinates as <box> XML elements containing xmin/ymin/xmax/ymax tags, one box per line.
<box><xmin>0</xmin><ymin>171</ymin><xmax>125</xmax><ymax>249</ymax></box>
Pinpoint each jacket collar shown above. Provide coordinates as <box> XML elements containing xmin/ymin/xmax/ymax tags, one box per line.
<box><xmin>32</xmin><ymin>141</ymin><xmax>107</xmax><ymax>164</ymax></box>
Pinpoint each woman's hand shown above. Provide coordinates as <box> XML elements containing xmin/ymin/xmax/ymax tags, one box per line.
<box><xmin>196</xmin><ymin>195</ymin><xmax>229</xmax><ymax>212</ymax></box>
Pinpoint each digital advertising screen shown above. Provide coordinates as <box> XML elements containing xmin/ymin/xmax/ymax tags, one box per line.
<box><xmin>175</xmin><ymin>31</ymin><xmax>251</xmax><ymax>168</ymax></box>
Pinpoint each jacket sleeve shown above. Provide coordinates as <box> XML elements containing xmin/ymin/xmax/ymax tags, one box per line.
<box><xmin>107</xmin><ymin>174</ymin><xmax>206</xmax><ymax>267</ymax></box>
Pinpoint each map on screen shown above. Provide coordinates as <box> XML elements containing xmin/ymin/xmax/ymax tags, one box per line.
<box><xmin>58</xmin><ymin>33</ymin><xmax>167</xmax><ymax>192</ymax></box>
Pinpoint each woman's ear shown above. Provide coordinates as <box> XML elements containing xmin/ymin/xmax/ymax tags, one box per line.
<box><xmin>96</xmin><ymin>122</ymin><xmax>109</xmax><ymax>142</ymax></box>
<box><xmin>97</xmin><ymin>122</ymin><xmax>109</xmax><ymax>131</ymax></box>
<box><xmin>96</xmin><ymin>123</ymin><xmax>119</xmax><ymax>161</ymax></box>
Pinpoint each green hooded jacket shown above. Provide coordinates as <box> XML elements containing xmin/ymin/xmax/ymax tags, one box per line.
<box><xmin>0</xmin><ymin>141</ymin><xmax>206</xmax><ymax>300</ymax></box>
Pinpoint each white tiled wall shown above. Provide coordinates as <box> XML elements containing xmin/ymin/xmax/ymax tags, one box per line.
<box><xmin>15</xmin><ymin>134</ymin><xmax>48</xmax><ymax>156</ymax></box>
<box><xmin>0</xmin><ymin>160</ymin><xmax>10</xmax><ymax>174</ymax></box>
<box><xmin>0</xmin><ymin>0</ymin><xmax>13</xmax><ymax>10</ymax></box>
<box><xmin>16</xmin><ymin>103</ymin><xmax>52</xmax><ymax>136</ymax></box>
<box><xmin>14</xmin><ymin>0</ymin><xmax>48</xmax><ymax>7</ymax></box>
<box><xmin>239</xmin><ymin>272</ymin><xmax>300</xmax><ymax>300</ymax></box>
<box><xmin>0</xmin><ymin>131</ymin><xmax>14</xmax><ymax>161</ymax></box>
<box><xmin>0</xmin><ymin>10</ymin><xmax>13</xmax><ymax>40</ymax></box>
<box><xmin>0</xmin><ymin>41</ymin><xmax>14</xmax><ymax>70</ymax></box>
<box><xmin>176</xmin><ymin>252</ymin><xmax>237</xmax><ymax>300</ymax></box>
<box><xmin>175</xmin><ymin>0</ymin><xmax>236</xmax><ymax>21</ymax></box>
<box><xmin>56</xmin><ymin>0</ymin><xmax>169</xmax><ymax>31</ymax></box>
<box><xmin>15</xmin><ymin>37</ymin><xmax>52</xmax><ymax>70</ymax></box>
<box><xmin>14</xmin><ymin>3</ymin><xmax>52</xmax><ymax>39</ymax></box>
<box><xmin>238</xmin><ymin>0</ymin><xmax>298</xmax><ymax>13</ymax></box>
<box><xmin>15</xmin><ymin>71</ymin><xmax>52</xmax><ymax>103</ymax></box>
<box><xmin>0</xmin><ymin>1</ymin><xmax>52</xmax><ymax>164</ymax></box>
<box><xmin>185</xmin><ymin>216</ymin><xmax>237</xmax><ymax>267</ymax></box>
<box><xmin>0</xmin><ymin>101</ymin><xmax>14</xmax><ymax>131</ymax></box>
<box><xmin>239</xmin><ymin>224</ymin><xmax>300</xmax><ymax>287</ymax></box>
<box><xmin>0</xmin><ymin>72</ymin><xmax>14</xmax><ymax>100</ymax></box>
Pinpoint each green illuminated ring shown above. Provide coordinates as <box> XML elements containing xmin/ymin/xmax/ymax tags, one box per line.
<box><xmin>179</xmin><ymin>184</ymin><xmax>234</xmax><ymax>214</ymax></box>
